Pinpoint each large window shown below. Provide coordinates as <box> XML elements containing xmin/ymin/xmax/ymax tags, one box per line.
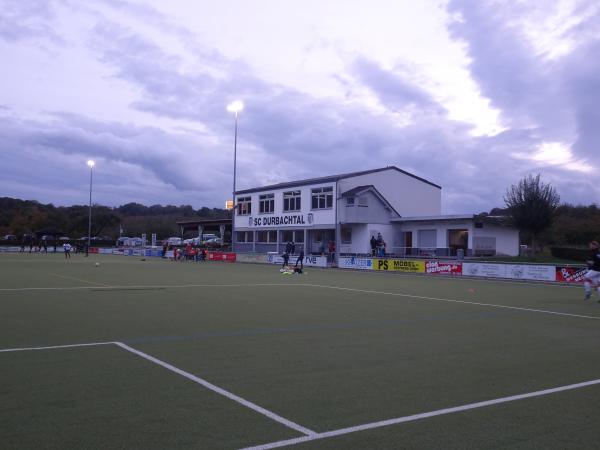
<box><xmin>256</xmin><ymin>230</ymin><xmax>278</xmax><ymax>243</ymax></box>
<box><xmin>311</xmin><ymin>186</ymin><xmax>333</xmax><ymax>209</ymax></box>
<box><xmin>259</xmin><ymin>193</ymin><xmax>274</xmax><ymax>214</ymax></box>
<box><xmin>237</xmin><ymin>196</ymin><xmax>251</xmax><ymax>215</ymax></box>
<box><xmin>280</xmin><ymin>230</ymin><xmax>304</xmax><ymax>243</ymax></box>
<box><xmin>283</xmin><ymin>190</ymin><xmax>301</xmax><ymax>212</ymax></box>
<box><xmin>236</xmin><ymin>231</ymin><xmax>254</xmax><ymax>243</ymax></box>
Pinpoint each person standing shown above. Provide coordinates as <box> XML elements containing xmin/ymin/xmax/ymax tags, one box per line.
<box><xmin>584</xmin><ymin>241</ymin><xmax>600</xmax><ymax>300</ymax></box>
<box><xmin>295</xmin><ymin>248</ymin><xmax>305</xmax><ymax>269</ymax></box>
<box><xmin>63</xmin><ymin>242</ymin><xmax>72</xmax><ymax>259</ymax></box>
<box><xmin>370</xmin><ymin>235</ymin><xmax>377</xmax><ymax>257</ymax></box>
<box><xmin>282</xmin><ymin>251</ymin><xmax>290</xmax><ymax>269</ymax></box>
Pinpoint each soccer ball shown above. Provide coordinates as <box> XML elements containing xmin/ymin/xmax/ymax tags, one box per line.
<box><xmin>95</xmin><ymin>262</ymin><xmax>100</xmax><ymax>267</ymax></box>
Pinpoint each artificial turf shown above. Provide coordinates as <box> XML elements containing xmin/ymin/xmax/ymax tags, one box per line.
<box><xmin>1</xmin><ymin>253</ymin><xmax>599</xmax><ymax>449</ymax></box>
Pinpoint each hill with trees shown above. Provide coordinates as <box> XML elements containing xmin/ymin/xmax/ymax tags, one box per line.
<box><xmin>0</xmin><ymin>197</ymin><xmax>229</xmax><ymax>240</ymax></box>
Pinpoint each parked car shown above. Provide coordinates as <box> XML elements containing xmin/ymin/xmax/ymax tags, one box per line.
<box><xmin>166</xmin><ymin>237</ymin><xmax>182</xmax><ymax>246</ymax></box>
<box><xmin>3</xmin><ymin>234</ymin><xmax>17</xmax><ymax>240</ymax></box>
<box><xmin>204</xmin><ymin>237</ymin><xmax>223</xmax><ymax>247</ymax></box>
<box><xmin>58</xmin><ymin>236</ymin><xmax>70</xmax><ymax>241</ymax></box>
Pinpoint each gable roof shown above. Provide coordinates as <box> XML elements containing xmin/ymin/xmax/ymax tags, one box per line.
<box><xmin>235</xmin><ymin>166</ymin><xmax>441</xmax><ymax>195</ymax></box>
<box><xmin>341</xmin><ymin>185</ymin><xmax>401</xmax><ymax>217</ymax></box>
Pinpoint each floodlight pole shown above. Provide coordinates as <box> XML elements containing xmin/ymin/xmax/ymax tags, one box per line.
<box><xmin>227</xmin><ymin>101</ymin><xmax>243</xmax><ymax>252</ymax></box>
<box><xmin>86</xmin><ymin>160</ymin><xmax>95</xmax><ymax>256</ymax></box>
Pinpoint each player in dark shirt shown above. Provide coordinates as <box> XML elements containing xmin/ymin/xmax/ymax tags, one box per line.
<box><xmin>282</xmin><ymin>252</ymin><xmax>290</xmax><ymax>269</ymax></box>
<box><xmin>584</xmin><ymin>241</ymin><xmax>600</xmax><ymax>300</ymax></box>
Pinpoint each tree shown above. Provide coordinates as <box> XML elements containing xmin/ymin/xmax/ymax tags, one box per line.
<box><xmin>504</xmin><ymin>174</ymin><xmax>560</xmax><ymax>254</ymax></box>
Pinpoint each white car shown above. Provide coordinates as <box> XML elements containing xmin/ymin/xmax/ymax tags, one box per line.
<box><xmin>167</xmin><ymin>237</ymin><xmax>183</xmax><ymax>246</ymax></box>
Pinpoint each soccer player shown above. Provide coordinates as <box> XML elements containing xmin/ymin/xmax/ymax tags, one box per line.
<box><xmin>584</xmin><ymin>241</ymin><xmax>600</xmax><ymax>300</ymax></box>
<box><xmin>63</xmin><ymin>242</ymin><xmax>72</xmax><ymax>259</ymax></box>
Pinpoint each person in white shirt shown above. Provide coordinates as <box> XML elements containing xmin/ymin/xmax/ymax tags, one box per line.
<box><xmin>63</xmin><ymin>242</ymin><xmax>72</xmax><ymax>259</ymax></box>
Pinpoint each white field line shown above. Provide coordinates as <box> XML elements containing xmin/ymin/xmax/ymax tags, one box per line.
<box><xmin>303</xmin><ymin>284</ymin><xmax>600</xmax><ymax>321</ymax></box>
<box><xmin>0</xmin><ymin>283</ymin><xmax>305</xmax><ymax>292</ymax></box>
<box><xmin>114</xmin><ymin>342</ymin><xmax>315</xmax><ymax>436</ymax></box>
<box><xmin>240</xmin><ymin>377</ymin><xmax>600</xmax><ymax>450</ymax></box>
<box><xmin>0</xmin><ymin>341</ymin><xmax>115</xmax><ymax>353</ymax></box>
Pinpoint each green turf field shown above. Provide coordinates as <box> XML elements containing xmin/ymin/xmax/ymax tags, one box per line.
<box><xmin>1</xmin><ymin>253</ymin><xmax>600</xmax><ymax>449</ymax></box>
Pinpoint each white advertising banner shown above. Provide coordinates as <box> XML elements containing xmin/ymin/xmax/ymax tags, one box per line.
<box><xmin>462</xmin><ymin>263</ymin><xmax>506</xmax><ymax>278</ymax></box>
<box><xmin>339</xmin><ymin>256</ymin><xmax>373</xmax><ymax>270</ymax></box>
<box><xmin>267</xmin><ymin>253</ymin><xmax>327</xmax><ymax>267</ymax></box>
<box><xmin>503</xmin><ymin>264</ymin><xmax>556</xmax><ymax>281</ymax></box>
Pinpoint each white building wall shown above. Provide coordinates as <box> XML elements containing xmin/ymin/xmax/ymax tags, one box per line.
<box><xmin>338</xmin><ymin>168</ymin><xmax>441</xmax><ymax>217</ymax></box>
<box><xmin>474</xmin><ymin>225</ymin><xmax>519</xmax><ymax>256</ymax></box>
<box><xmin>235</xmin><ymin>182</ymin><xmax>336</xmax><ymax>230</ymax></box>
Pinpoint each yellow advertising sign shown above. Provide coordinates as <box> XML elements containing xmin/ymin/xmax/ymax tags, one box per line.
<box><xmin>373</xmin><ymin>259</ymin><xmax>425</xmax><ymax>272</ymax></box>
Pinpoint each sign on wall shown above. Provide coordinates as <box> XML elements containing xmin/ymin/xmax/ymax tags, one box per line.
<box><xmin>339</xmin><ymin>257</ymin><xmax>373</xmax><ymax>270</ymax></box>
<box><xmin>555</xmin><ymin>266</ymin><xmax>587</xmax><ymax>283</ymax></box>
<box><xmin>373</xmin><ymin>259</ymin><xmax>425</xmax><ymax>272</ymax></box>
<box><xmin>247</xmin><ymin>213</ymin><xmax>314</xmax><ymax>228</ymax></box>
<box><xmin>425</xmin><ymin>260</ymin><xmax>462</xmax><ymax>275</ymax></box>
<box><xmin>267</xmin><ymin>253</ymin><xmax>327</xmax><ymax>267</ymax></box>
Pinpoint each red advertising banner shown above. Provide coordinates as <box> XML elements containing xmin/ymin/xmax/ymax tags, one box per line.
<box><xmin>426</xmin><ymin>260</ymin><xmax>462</xmax><ymax>275</ymax></box>
<box><xmin>555</xmin><ymin>266</ymin><xmax>587</xmax><ymax>283</ymax></box>
<box><xmin>208</xmin><ymin>251</ymin><xmax>236</xmax><ymax>262</ymax></box>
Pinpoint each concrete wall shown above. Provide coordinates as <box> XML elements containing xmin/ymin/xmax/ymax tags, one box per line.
<box><xmin>338</xmin><ymin>168</ymin><xmax>441</xmax><ymax>217</ymax></box>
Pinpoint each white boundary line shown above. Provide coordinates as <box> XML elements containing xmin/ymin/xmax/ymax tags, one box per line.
<box><xmin>0</xmin><ymin>283</ymin><xmax>305</xmax><ymax>292</ymax></box>
<box><xmin>303</xmin><ymin>284</ymin><xmax>600</xmax><ymax>321</ymax></box>
<box><xmin>240</xmin><ymin>377</ymin><xmax>600</xmax><ymax>450</ymax></box>
<box><xmin>0</xmin><ymin>341</ymin><xmax>115</xmax><ymax>353</ymax></box>
<box><xmin>114</xmin><ymin>342</ymin><xmax>316</xmax><ymax>436</ymax></box>
<box><xmin>0</xmin><ymin>339</ymin><xmax>315</xmax><ymax>436</ymax></box>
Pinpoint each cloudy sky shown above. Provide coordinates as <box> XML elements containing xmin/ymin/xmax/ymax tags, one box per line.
<box><xmin>1</xmin><ymin>0</ymin><xmax>598</xmax><ymax>213</ymax></box>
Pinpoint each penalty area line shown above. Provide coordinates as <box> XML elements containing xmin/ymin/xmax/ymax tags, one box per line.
<box><xmin>114</xmin><ymin>342</ymin><xmax>316</xmax><ymax>437</ymax></box>
<box><xmin>240</xmin><ymin>377</ymin><xmax>600</xmax><ymax>450</ymax></box>
<box><xmin>0</xmin><ymin>282</ymin><xmax>305</xmax><ymax>292</ymax></box>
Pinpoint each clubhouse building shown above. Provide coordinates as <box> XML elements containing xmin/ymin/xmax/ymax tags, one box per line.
<box><xmin>233</xmin><ymin>166</ymin><xmax>519</xmax><ymax>257</ymax></box>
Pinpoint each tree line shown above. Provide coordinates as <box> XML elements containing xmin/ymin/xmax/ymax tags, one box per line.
<box><xmin>0</xmin><ymin>198</ymin><xmax>229</xmax><ymax>240</ymax></box>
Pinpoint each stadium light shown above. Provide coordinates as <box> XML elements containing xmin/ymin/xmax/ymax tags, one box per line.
<box><xmin>86</xmin><ymin>160</ymin><xmax>95</xmax><ymax>256</ymax></box>
<box><xmin>227</xmin><ymin>101</ymin><xmax>244</xmax><ymax>250</ymax></box>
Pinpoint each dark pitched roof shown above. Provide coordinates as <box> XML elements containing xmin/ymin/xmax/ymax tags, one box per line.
<box><xmin>235</xmin><ymin>166</ymin><xmax>441</xmax><ymax>195</ymax></box>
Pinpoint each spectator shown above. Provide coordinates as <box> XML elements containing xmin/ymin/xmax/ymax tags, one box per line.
<box><xmin>370</xmin><ymin>235</ymin><xmax>377</xmax><ymax>256</ymax></box>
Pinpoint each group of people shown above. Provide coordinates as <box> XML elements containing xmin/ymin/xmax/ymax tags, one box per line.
<box><xmin>167</xmin><ymin>242</ymin><xmax>208</xmax><ymax>262</ymax></box>
<box><xmin>370</xmin><ymin>233</ymin><xmax>386</xmax><ymax>257</ymax></box>
<box><xmin>281</xmin><ymin>240</ymin><xmax>305</xmax><ymax>274</ymax></box>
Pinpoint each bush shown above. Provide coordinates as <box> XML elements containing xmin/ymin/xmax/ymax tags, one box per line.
<box><xmin>549</xmin><ymin>246</ymin><xmax>589</xmax><ymax>261</ymax></box>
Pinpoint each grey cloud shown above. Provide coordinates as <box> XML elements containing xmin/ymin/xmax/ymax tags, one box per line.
<box><xmin>0</xmin><ymin>0</ymin><xmax>64</xmax><ymax>45</ymax></box>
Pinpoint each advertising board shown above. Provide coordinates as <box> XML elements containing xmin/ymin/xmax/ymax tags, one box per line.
<box><xmin>462</xmin><ymin>263</ymin><xmax>506</xmax><ymax>278</ymax></box>
<box><xmin>267</xmin><ymin>253</ymin><xmax>327</xmax><ymax>267</ymax></box>
<box><xmin>372</xmin><ymin>259</ymin><xmax>425</xmax><ymax>272</ymax></box>
<box><xmin>339</xmin><ymin>257</ymin><xmax>373</xmax><ymax>270</ymax></box>
<box><xmin>555</xmin><ymin>266</ymin><xmax>587</xmax><ymax>283</ymax></box>
<box><xmin>503</xmin><ymin>264</ymin><xmax>556</xmax><ymax>281</ymax></box>
<box><xmin>425</xmin><ymin>260</ymin><xmax>462</xmax><ymax>275</ymax></box>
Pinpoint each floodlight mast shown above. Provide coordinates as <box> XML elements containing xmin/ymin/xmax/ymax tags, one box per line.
<box><xmin>86</xmin><ymin>160</ymin><xmax>95</xmax><ymax>256</ymax></box>
<box><xmin>227</xmin><ymin>101</ymin><xmax>244</xmax><ymax>251</ymax></box>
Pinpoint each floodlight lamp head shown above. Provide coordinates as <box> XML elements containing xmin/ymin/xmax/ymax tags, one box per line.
<box><xmin>227</xmin><ymin>100</ymin><xmax>244</xmax><ymax>113</ymax></box>
<box><xmin>87</xmin><ymin>160</ymin><xmax>95</xmax><ymax>168</ymax></box>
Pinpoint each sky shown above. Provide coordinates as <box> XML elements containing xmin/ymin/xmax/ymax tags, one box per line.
<box><xmin>1</xmin><ymin>0</ymin><xmax>598</xmax><ymax>213</ymax></box>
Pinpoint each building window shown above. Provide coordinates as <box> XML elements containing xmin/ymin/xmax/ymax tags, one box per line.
<box><xmin>311</xmin><ymin>186</ymin><xmax>333</xmax><ymax>209</ymax></box>
<box><xmin>346</xmin><ymin>197</ymin><xmax>355</xmax><ymax>206</ymax></box>
<box><xmin>281</xmin><ymin>230</ymin><xmax>294</xmax><ymax>242</ymax></box>
<box><xmin>358</xmin><ymin>196</ymin><xmax>368</xmax><ymax>207</ymax></box>
<box><xmin>257</xmin><ymin>230</ymin><xmax>277</xmax><ymax>243</ymax></box>
<box><xmin>283</xmin><ymin>190</ymin><xmax>301</xmax><ymax>212</ymax></box>
<box><xmin>341</xmin><ymin>227</ymin><xmax>352</xmax><ymax>244</ymax></box>
<box><xmin>236</xmin><ymin>231</ymin><xmax>253</xmax><ymax>243</ymax></box>
<box><xmin>237</xmin><ymin>196</ymin><xmax>251</xmax><ymax>215</ymax></box>
<box><xmin>259</xmin><ymin>193</ymin><xmax>274</xmax><ymax>214</ymax></box>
